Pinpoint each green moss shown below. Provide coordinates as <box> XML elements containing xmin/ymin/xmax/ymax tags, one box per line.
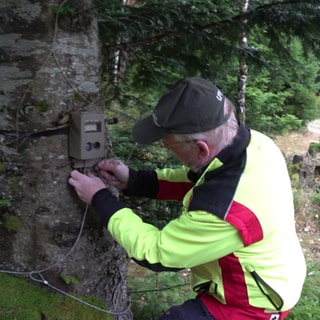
<box><xmin>0</xmin><ymin>273</ymin><xmax>113</xmax><ymax>320</ymax></box>
<box><xmin>72</xmin><ymin>91</ymin><xmax>85</xmax><ymax>102</ymax></box>
<box><xmin>60</xmin><ymin>273</ymin><xmax>80</xmax><ymax>286</ymax></box>
<box><xmin>0</xmin><ymin>160</ymin><xmax>5</xmax><ymax>174</ymax></box>
<box><xmin>36</xmin><ymin>100</ymin><xmax>49</xmax><ymax>112</ymax></box>
<box><xmin>308</xmin><ymin>142</ymin><xmax>320</xmax><ymax>155</ymax></box>
<box><xmin>2</xmin><ymin>215</ymin><xmax>22</xmax><ymax>232</ymax></box>
<box><xmin>0</xmin><ymin>199</ymin><xmax>10</xmax><ymax>207</ymax></box>
<box><xmin>52</xmin><ymin>4</ymin><xmax>76</xmax><ymax>15</ymax></box>
<box><xmin>290</xmin><ymin>172</ymin><xmax>300</xmax><ymax>183</ymax></box>
<box><xmin>288</xmin><ymin>162</ymin><xmax>302</xmax><ymax>177</ymax></box>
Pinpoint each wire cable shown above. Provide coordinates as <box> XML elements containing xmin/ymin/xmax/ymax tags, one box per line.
<box><xmin>0</xmin><ymin>203</ymin><xmax>130</xmax><ymax>316</ymax></box>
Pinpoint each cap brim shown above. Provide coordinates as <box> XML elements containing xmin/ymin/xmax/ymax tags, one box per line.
<box><xmin>132</xmin><ymin>115</ymin><xmax>168</xmax><ymax>145</ymax></box>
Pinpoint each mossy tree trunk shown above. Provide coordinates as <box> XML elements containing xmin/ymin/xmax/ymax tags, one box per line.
<box><xmin>0</xmin><ymin>0</ymin><xmax>131</xmax><ymax>319</ymax></box>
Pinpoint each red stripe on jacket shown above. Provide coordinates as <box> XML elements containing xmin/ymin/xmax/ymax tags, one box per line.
<box><xmin>226</xmin><ymin>201</ymin><xmax>264</xmax><ymax>246</ymax></box>
<box><xmin>219</xmin><ymin>253</ymin><xmax>250</xmax><ymax>307</ymax></box>
<box><xmin>156</xmin><ymin>180</ymin><xmax>193</xmax><ymax>201</ymax></box>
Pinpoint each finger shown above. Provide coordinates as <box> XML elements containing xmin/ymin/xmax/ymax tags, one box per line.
<box><xmin>100</xmin><ymin>171</ymin><xmax>120</xmax><ymax>186</ymax></box>
<box><xmin>87</xmin><ymin>172</ymin><xmax>97</xmax><ymax>179</ymax></box>
<box><xmin>68</xmin><ymin>178</ymin><xmax>73</xmax><ymax>186</ymax></box>
<box><xmin>70</xmin><ymin>170</ymin><xmax>84</xmax><ymax>179</ymax></box>
<box><xmin>68</xmin><ymin>176</ymin><xmax>77</xmax><ymax>187</ymax></box>
<box><xmin>96</xmin><ymin>159</ymin><xmax>113</xmax><ymax>170</ymax></box>
<box><xmin>100</xmin><ymin>170</ymin><xmax>117</xmax><ymax>181</ymax></box>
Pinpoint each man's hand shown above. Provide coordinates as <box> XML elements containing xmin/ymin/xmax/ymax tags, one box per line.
<box><xmin>95</xmin><ymin>159</ymin><xmax>129</xmax><ymax>191</ymax></box>
<box><xmin>68</xmin><ymin>170</ymin><xmax>106</xmax><ymax>204</ymax></box>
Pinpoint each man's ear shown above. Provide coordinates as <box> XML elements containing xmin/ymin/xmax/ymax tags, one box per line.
<box><xmin>195</xmin><ymin>140</ymin><xmax>211</xmax><ymax>163</ymax></box>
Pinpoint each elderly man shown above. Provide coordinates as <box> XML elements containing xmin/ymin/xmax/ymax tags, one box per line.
<box><xmin>69</xmin><ymin>77</ymin><xmax>306</xmax><ymax>320</ymax></box>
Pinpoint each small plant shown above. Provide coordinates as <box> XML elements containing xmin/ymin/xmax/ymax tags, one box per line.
<box><xmin>2</xmin><ymin>215</ymin><xmax>22</xmax><ymax>232</ymax></box>
<box><xmin>72</xmin><ymin>91</ymin><xmax>85</xmax><ymax>102</ymax></box>
<box><xmin>309</xmin><ymin>186</ymin><xmax>320</xmax><ymax>204</ymax></box>
<box><xmin>308</xmin><ymin>142</ymin><xmax>320</xmax><ymax>156</ymax></box>
<box><xmin>60</xmin><ymin>273</ymin><xmax>80</xmax><ymax>286</ymax></box>
<box><xmin>0</xmin><ymin>199</ymin><xmax>10</xmax><ymax>207</ymax></box>
<box><xmin>52</xmin><ymin>4</ymin><xmax>76</xmax><ymax>15</ymax></box>
<box><xmin>36</xmin><ymin>100</ymin><xmax>49</xmax><ymax>112</ymax></box>
<box><xmin>128</xmin><ymin>270</ymin><xmax>193</xmax><ymax>319</ymax></box>
<box><xmin>0</xmin><ymin>159</ymin><xmax>5</xmax><ymax>174</ymax></box>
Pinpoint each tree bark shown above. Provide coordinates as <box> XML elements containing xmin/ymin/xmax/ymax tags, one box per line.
<box><xmin>237</xmin><ymin>0</ymin><xmax>249</xmax><ymax>125</ymax></box>
<box><xmin>0</xmin><ymin>0</ymin><xmax>132</xmax><ymax>319</ymax></box>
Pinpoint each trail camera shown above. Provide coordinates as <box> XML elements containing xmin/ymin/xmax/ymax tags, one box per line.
<box><xmin>68</xmin><ymin>111</ymin><xmax>105</xmax><ymax>168</ymax></box>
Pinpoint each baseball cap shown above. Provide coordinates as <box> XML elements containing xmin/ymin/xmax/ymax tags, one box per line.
<box><xmin>132</xmin><ymin>77</ymin><xmax>229</xmax><ymax>145</ymax></box>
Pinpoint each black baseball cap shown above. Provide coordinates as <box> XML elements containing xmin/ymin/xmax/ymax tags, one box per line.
<box><xmin>132</xmin><ymin>77</ymin><xmax>229</xmax><ymax>145</ymax></box>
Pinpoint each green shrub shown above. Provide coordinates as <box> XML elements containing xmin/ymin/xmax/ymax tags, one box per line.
<box><xmin>129</xmin><ymin>271</ymin><xmax>193</xmax><ymax>319</ymax></box>
<box><xmin>287</xmin><ymin>260</ymin><xmax>320</xmax><ymax>319</ymax></box>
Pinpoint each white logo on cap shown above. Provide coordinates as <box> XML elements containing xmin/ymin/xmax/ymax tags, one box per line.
<box><xmin>269</xmin><ymin>315</ymin><xmax>280</xmax><ymax>320</ymax></box>
<box><xmin>216</xmin><ymin>90</ymin><xmax>223</xmax><ymax>101</ymax></box>
<box><xmin>152</xmin><ymin>112</ymin><xmax>161</xmax><ymax>127</ymax></box>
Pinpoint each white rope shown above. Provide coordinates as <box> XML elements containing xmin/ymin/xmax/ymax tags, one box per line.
<box><xmin>0</xmin><ymin>203</ymin><xmax>131</xmax><ymax>315</ymax></box>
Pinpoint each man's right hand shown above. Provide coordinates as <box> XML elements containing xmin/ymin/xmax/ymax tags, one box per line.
<box><xmin>95</xmin><ymin>159</ymin><xmax>129</xmax><ymax>191</ymax></box>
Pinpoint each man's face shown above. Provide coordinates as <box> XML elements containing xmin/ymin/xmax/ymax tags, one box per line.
<box><xmin>162</xmin><ymin>135</ymin><xmax>200</xmax><ymax>170</ymax></box>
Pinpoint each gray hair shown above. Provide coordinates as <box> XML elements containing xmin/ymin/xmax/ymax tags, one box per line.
<box><xmin>172</xmin><ymin>98</ymin><xmax>239</xmax><ymax>155</ymax></box>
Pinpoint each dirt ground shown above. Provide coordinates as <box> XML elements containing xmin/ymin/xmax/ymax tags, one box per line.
<box><xmin>275</xmin><ymin>128</ymin><xmax>320</xmax><ymax>262</ymax></box>
<box><xmin>274</xmin><ymin>129</ymin><xmax>320</xmax><ymax>158</ymax></box>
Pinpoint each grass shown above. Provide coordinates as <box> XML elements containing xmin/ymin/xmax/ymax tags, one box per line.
<box><xmin>128</xmin><ymin>269</ymin><xmax>194</xmax><ymax>319</ymax></box>
<box><xmin>1</xmin><ymin>261</ymin><xmax>320</xmax><ymax>320</ymax></box>
<box><xmin>286</xmin><ymin>260</ymin><xmax>320</xmax><ymax>320</ymax></box>
<box><xmin>0</xmin><ymin>273</ymin><xmax>113</xmax><ymax>320</ymax></box>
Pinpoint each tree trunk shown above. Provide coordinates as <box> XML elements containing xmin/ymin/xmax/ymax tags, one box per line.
<box><xmin>0</xmin><ymin>0</ymin><xmax>132</xmax><ymax>319</ymax></box>
<box><xmin>237</xmin><ymin>0</ymin><xmax>249</xmax><ymax>125</ymax></box>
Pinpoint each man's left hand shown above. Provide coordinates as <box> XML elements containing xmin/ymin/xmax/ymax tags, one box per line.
<box><xmin>68</xmin><ymin>170</ymin><xmax>106</xmax><ymax>204</ymax></box>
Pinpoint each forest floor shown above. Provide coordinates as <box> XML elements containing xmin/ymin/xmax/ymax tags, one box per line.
<box><xmin>274</xmin><ymin>126</ymin><xmax>320</xmax><ymax>262</ymax></box>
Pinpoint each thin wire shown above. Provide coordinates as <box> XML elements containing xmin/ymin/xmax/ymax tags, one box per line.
<box><xmin>0</xmin><ymin>203</ymin><xmax>87</xmax><ymax>276</ymax></box>
<box><xmin>29</xmin><ymin>272</ymin><xmax>131</xmax><ymax>315</ymax></box>
<box><xmin>32</xmin><ymin>202</ymin><xmax>87</xmax><ymax>274</ymax></box>
<box><xmin>129</xmin><ymin>283</ymin><xmax>190</xmax><ymax>294</ymax></box>
<box><xmin>0</xmin><ymin>203</ymin><xmax>130</xmax><ymax>315</ymax></box>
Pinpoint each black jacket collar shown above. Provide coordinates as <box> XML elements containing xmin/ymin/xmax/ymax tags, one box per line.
<box><xmin>187</xmin><ymin>125</ymin><xmax>251</xmax><ymax>183</ymax></box>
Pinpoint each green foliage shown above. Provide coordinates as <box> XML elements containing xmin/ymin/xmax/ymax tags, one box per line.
<box><xmin>36</xmin><ymin>100</ymin><xmax>49</xmax><ymax>113</ymax></box>
<box><xmin>243</xmin><ymin>35</ymin><xmax>319</xmax><ymax>132</ymax></box>
<box><xmin>52</xmin><ymin>4</ymin><xmax>76</xmax><ymax>15</ymax></box>
<box><xmin>0</xmin><ymin>199</ymin><xmax>10</xmax><ymax>207</ymax></box>
<box><xmin>60</xmin><ymin>273</ymin><xmax>80</xmax><ymax>286</ymax></box>
<box><xmin>0</xmin><ymin>159</ymin><xmax>5</xmax><ymax>173</ymax></box>
<box><xmin>2</xmin><ymin>215</ymin><xmax>22</xmax><ymax>232</ymax></box>
<box><xmin>129</xmin><ymin>271</ymin><xmax>193</xmax><ymax>319</ymax></box>
<box><xmin>286</xmin><ymin>260</ymin><xmax>320</xmax><ymax>320</ymax></box>
<box><xmin>0</xmin><ymin>273</ymin><xmax>113</xmax><ymax>320</ymax></box>
<box><xmin>288</xmin><ymin>162</ymin><xmax>302</xmax><ymax>177</ymax></box>
<box><xmin>73</xmin><ymin>91</ymin><xmax>85</xmax><ymax>102</ymax></box>
<box><xmin>96</xmin><ymin>0</ymin><xmax>320</xmax><ymax>134</ymax></box>
<box><xmin>308</xmin><ymin>142</ymin><xmax>320</xmax><ymax>155</ymax></box>
<box><xmin>292</xmin><ymin>186</ymin><xmax>306</xmax><ymax>215</ymax></box>
<box><xmin>309</xmin><ymin>183</ymin><xmax>320</xmax><ymax>205</ymax></box>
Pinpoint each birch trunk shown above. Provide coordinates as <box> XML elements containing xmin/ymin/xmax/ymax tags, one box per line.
<box><xmin>237</xmin><ymin>0</ymin><xmax>249</xmax><ymax>124</ymax></box>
